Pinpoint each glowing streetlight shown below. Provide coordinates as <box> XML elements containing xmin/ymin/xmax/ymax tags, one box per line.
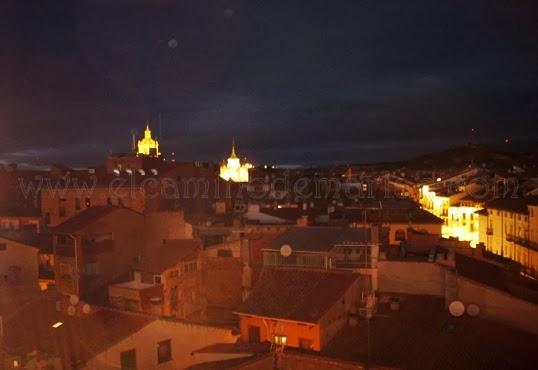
<box><xmin>52</xmin><ymin>321</ymin><xmax>63</xmax><ymax>329</ymax></box>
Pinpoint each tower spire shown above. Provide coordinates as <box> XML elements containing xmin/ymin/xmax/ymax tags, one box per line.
<box><xmin>230</xmin><ymin>138</ymin><xmax>238</xmax><ymax>159</ymax></box>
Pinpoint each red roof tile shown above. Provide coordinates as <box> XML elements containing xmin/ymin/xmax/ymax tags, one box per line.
<box><xmin>141</xmin><ymin>239</ymin><xmax>202</xmax><ymax>273</ymax></box>
<box><xmin>2</xmin><ymin>292</ymin><xmax>154</xmax><ymax>364</ymax></box>
<box><xmin>234</xmin><ymin>268</ymin><xmax>370</xmax><ymax>323</ymax></box>
<box><xmin>52</xmin><ymin>206</ymin><xmax>141</xmax><ymax>233</ymax></box>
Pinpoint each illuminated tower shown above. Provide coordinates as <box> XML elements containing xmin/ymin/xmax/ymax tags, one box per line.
<box><xmin>137</xmin><ymin>123</ymin><xmax>161</xmax><ymax>157</ymax></box>
<box><xmin>219</xmin><ymin>140</ymin><xmax>252</xmax><ymax>182</ymax></box>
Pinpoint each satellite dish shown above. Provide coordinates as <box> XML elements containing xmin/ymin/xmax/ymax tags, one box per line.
<box><xmin>466</xmin><ymin>303</ymin><xmax>480</xmax><ymax>317</ymax></box>
<box><xmin>82</xmin><ymin>304</ymin><xmax>91</xmax><ymax>315</ymax></box>
<box><xmin>448</xmin><ymin>301</ymin><xmax>465</xmax><ymax>317</ymax></box>
<box><xmin>280</xmin><ymin>244</ymin><xmax>292</xmax><ymax>257</ymax></box>
<box><xmin>67</xmin><ymin>305</ymin><xmax>76</xmax><ymax>316</ymax></box>
<box><xmin>168</xmin><ymin>39</ymin><xmax>178</xmax><ymax>49</ymax></box>
<box><xmin>69</xmin><ymin>295</ymin><xmax>79</xmax><ymax>306</ymax></box>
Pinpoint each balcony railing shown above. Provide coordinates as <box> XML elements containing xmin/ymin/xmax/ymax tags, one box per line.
<box><xmin>513</xmin><ymin>236</ymin><xmax>528</xmax><ymax>246</ymax></box>
<box><xmin>334</xmin><ymin>259</ymin><xmax>372</xmax><ymax>269</ymax></box>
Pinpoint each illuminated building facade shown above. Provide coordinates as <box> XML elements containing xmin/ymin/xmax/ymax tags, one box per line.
<box><xmin>477</xmin><ymin>198</ymin><xmax>538</xmax><ymax>277</ymax></box>
<box><xmin>137</xmin><ymin>124</ymin><xmax>161</xmax><ymax>157</ymax></box>
<box><xmin>420</xmin><ymin>184</ymin><xmax>482</xmax><ymax>247</ymax></box>
<box><xmin>219</xmin><ymin>141</ymin><xmax>252</xmax><ymax>183</ymax></box>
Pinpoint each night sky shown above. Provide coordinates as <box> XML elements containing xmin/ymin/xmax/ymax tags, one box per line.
<box><xmin>1</xmin><ymin>0</ymin><xmax>536</xmax><ymax>167</ymax></box>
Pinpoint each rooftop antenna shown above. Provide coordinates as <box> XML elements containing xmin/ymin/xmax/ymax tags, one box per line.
<box><xmin>130</xmin><ymin>128</ymin><xmax>137</xmax><ymax>153</ymax></box>
<box><xmin>158</xmin><ymin>113</ymin><xmax>163</xmax><ymax>140</ymax></box>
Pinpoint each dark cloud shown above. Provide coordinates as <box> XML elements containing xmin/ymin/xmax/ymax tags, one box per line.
<box><xmin>0</xmin><ymin>0</ymin><xmax>536</xmax><ymax>166</ymax></box>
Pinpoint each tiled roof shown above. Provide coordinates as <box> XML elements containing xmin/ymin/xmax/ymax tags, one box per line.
<box><xmin>455</xmin><ymin>253</ymin><xmax>538</xmax><ymax>304</ymax></box>
<box><xmin>0</xmin><ymin>230</ymin><xmax>53</xmax><ymax>253</ymax></box>
<box><xmin>186</xmin><ymin>354</ymin><xmax>272</xmax><ymax>370</ymax></box>
<box><xmin>2</xmin><ymin>292</ymin><xmax>154</xmax><ymax>364</ymax></box>
<box><xmin>324</xmin><ymin>294</ymin><xmax>537</xmax><ymax>370</ymax></box>
<box><xmin>258</xmin><ymin>207</ymin><xmax>326</xmax><ymax>222</ymax></box>
<box><xmin>234</xmin><ymin>268</ymin><xmax>370</xmax><ymax>323</ymax></box>
<box><xmin>484</xmin><ymin>196</ymin><xmax>538</xmax><ymax>214</ymax></box>
<box><xmin>52</xmin><ymin>206</ymin><xmax>141</xmax><ymax>233</ymax></box>
<box><xmin>192</xmin><ymin>341</ymin><xmax>270</xmax><ymax>355</ymax></box>
<box><xmin>267</xmin><ymin>226</ymin><xmax>372</xmax><ymax>252</ymax></box>
<box><xmin>141</xmin><ymin>239</ymin><xmax>202</xmax><ymax>273</ymax></box>
<box><xmin>334</xmin><ymin>208</ymin><xmax>443</xmax><ymax>225</ymax></box>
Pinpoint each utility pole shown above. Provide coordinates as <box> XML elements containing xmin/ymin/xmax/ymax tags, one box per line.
<box><xmin>0</xmin><ymin>315</ymin><xmax>5</xmax><ymax>370</ymax></box>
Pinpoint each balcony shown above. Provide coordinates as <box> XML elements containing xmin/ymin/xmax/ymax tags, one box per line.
<box><xmin>263</xmin><ymin>251</ymin><xmax>326</xmax><ymax>269</ymax></box>
<box><xmin>334</xmin><ymin>259</ymin><xmax>371</xmax><ymax>269</ymax></box>
<box><xmin>513</xmin><ymin>236</ymin><xmax>529</xmax><ymax>247</ymax></box>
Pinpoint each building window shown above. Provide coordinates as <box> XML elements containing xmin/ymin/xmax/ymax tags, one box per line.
<box><xmin>169</xmin><ymin>270</ymin><xmax>179</xmax><ymax>278</ymax></box>
<box><xmin>75</xmin><ymin>198</ymin><xmax>81</xmax><ymax>211</ymax></box>
<box><xmin>107</xmin><ymin>197</ymin><xmax>113</xmax><ymax>206</ymax></box>
<box><xmin>120</xmin><ymin>349</ymin><xmax>137</xmax><ymax>370</ymax></box>
<box><xmin>184</xmin><ymin>262</ymin><xmax>197</xmax><ymax>273</ymax></box>
<box><xmin>299</xmin><ymin>338</ymin><xmax>313</xmax><ymax>350</ymax></box>
<box><xmin>153</xmin><ymin>275</ymin><xmax>162</xmax><ymax>285</ymax></box>
<box><xmin>274</xmin><ymin>335</ymin><xmax>287</xmax><ymax>346</ymax></box>
<box><xmin>395</xmin><ymin>229</ymin><xmax>406</xmax><ymax>241</ymax></box>
<box><xmin>85</xmin><ymin>198</ymin><xmax>91</xmax><ymax>208</ymax></box>
<box><xmin>217</xmin><ymin>249</ymin><xmax>233</xmax><ymax>257</ymax></box>
<box><xmin>59</xmin><ymin>207</ymin><xmax>66</xmax><ymax>217</ymax></box>
<box><xmin>157</xmin><ymin>339</ymin><xmax>172</xmax><ymax>364</ymax></box>
<box><xmin>248</xmin><ymin>325</ymin><xmax>261</xmax><ymax>343</ymax></box>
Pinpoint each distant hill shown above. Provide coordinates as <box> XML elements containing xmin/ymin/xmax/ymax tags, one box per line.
<box><xmin>403</xmin><ymin>144</ymin><xmax>523</xmax><ymax>169</ymax></box>
<box><xmin>361</xmin><ymin>143</ymin><xmax>538</xmax><ymax>171</ymax></box>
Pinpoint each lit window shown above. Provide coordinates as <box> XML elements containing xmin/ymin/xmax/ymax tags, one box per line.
<box><xmin>274</xmin><ymin>335</ymin><xmax>287</xmax><ymax>346</ymax></box>
<box><xmin>157</xmin><ymin>339</ymin><xmax>172</xmax><ymax>364</ymax></box>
